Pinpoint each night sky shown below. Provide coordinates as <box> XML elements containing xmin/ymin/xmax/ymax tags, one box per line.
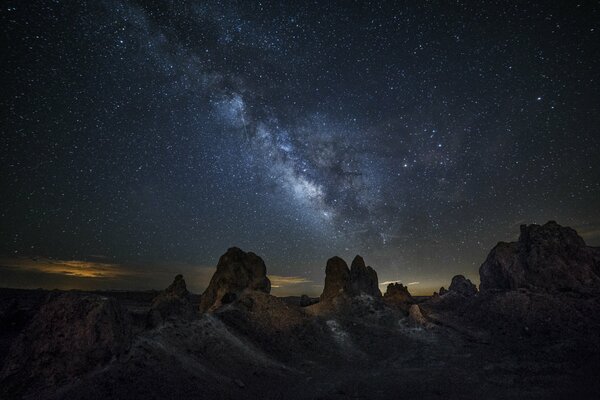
<box><xmin>1</xmin><ymin>1</ymin><xmax>599</xmax><ymax>295</ymax></box>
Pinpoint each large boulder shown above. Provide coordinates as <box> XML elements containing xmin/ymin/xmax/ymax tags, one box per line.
<box><xmin>320</xmin><ymin>256</ymin><xmax>351</xmax><ymax>301</ymax></box>
<box><xmin>0</xmin><ymin>293</ymin><xmax>131</xmax><ymax>390</ymax></box>
<box><xmin>349</xmin><ymin>255</ymin><xmax>382</xmax><ymax>297</ymax></box>
<box><xmin>199</xmin><ymin>247</ymin><xmax>271</xmax><ymax>313</ymax></box>
<box><xmin>479</xmin><ymin>221</ymin><xmax>600</xmax><ymax>292</ymax></box>
<box><xmin>148</xmin><ymin>274</ymin><xmax>195</xmax><ymax>326</ymax></box>
<box><xmin>449</xmin><ymin>275</ymin><xmax>478</xmax><ymax>296</ymax></box>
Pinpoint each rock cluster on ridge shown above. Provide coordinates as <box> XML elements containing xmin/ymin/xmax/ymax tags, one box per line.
<box><xmin>349</xmin><ymin>255</ymin><xmax>381</xmax><ymax>297</ymax></box>
<box><xmin>320</xmin><ymin>255</ymin><xmax>381</xmax><ymax>301</ymax></box>
<box><xmin>448</xmin><ymin>275</ymin><xmax>478</xmax><ymax>296</ymax></box>
<box><xmin>199</xmin><ymin>247</ymin><xmax>271</xmax><ymax>313</ymax></box>
<box><xmin>148</xmin><ymin>274</ymin><xmax>195</xmax><ymax>326</ymax></box>
<box><xmin>479</xmin><ymin>221</ymin><xmax>600</xmax><ymax>292</ymax></box>
<box><xmin>382</xmin><ymin>282</ymin><xmax>414</xmax><ymax>311</ymax></box>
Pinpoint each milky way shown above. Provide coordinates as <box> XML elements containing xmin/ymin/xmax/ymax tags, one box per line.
<box><xmin>1</xmin><ymin>1</ymin><xmax>599</xmax><ymax>294</ymax></box>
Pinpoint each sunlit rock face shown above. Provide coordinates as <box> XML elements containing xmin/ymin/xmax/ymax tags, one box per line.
<box><xmin>408</xmin><ymin>304</ymin><xmax>428</xmax><ymax>327</ymax></box>
<box><xmin>0</xmin><ymin>293</ymin><xmax>132</xmax><ymax>388</ymax></box>
<box><xmin>479</xmin><ymin>221</ymin><xmax>600</xmax><ymax>292</ymax></box>
<box><xmin>199</xmin><ymin>247</ymin><xmax>271</xmax><ymax>313</ymax></box>
<box><xmin>148</xmin><ymin>274</ymin><xmax>195</xmax><ymax>326</ymax></box>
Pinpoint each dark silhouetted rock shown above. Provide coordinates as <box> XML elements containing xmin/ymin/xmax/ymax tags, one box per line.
<box><xmin>479</xmin><ymin>221</ymin><xmax>600</xmax><ymax>292</ymax></box>
<box><xmin>299</xmin><ymin>294</ymin><xmax>317</xmax><ymax>307</ymax></box>
<box><xmin>449</xmin><ymin>275</ymin><xmax>478</xmax><ymax>296</ymax></box>
<box><xmin>349</xmin><ymin>255</ymin><xmax>382</xmax><ymax>297</ymax></box>
<box><xmin>320</xmin><ymin>255</ymin><xmax>383</xmax><ymax>302</ymax></box>
<box><xmin>148</xmin><ymin>274</ymin><xmax>195</xmax><ymax>326</ymax></box>
<box><xmin>1</xmin><ymin>293</ymin><xmax>131</xmax><ymax>389</ymax></box>
<box><xmin>383</xmin><ymin>282</ymin><xmax>414</xmax><ymax>311</ymax></box>
<box><xmin>439</xmin><ymin>286</ymin><xmax>448</xmax><ymax>296</ymax></box>
<box><xmin>320</xmin><ymin>256</ymin><xmax>351</xmax><ymax>301</ymax></box>
<box><xmin>199</xmin><ymin>247</ymin><xmax>271</xmax><ymax>312</ymax></box>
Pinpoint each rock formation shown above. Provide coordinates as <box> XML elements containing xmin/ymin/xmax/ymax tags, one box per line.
<box><xmin>1</xmin><ymin>293</ymin><xmax>131</xmax><ymax>389</ymax></box>
<box><xmin>320</xmin><ymin>255</ymin><xmax>381</xmax><ymax>301</ymax></box>
<box><xmin>479</xmin><ymin>221</ymin><xmax>600</xmax><ymax>292</ymax></box>
<box><xmin>439</xmin><ymin>286</ymin><xmax>448</xmax><ymax>296</ymax></box>
<box><xmin>199</xmin><ymin>247</ymin><xmax>271</xmax><ymax>312</ymax></box>
<box><xmin>349</xmin><ymin>255</ymin><xmax>382</xmax><ymax>297</ymax></box>
<box><xmin>383</xmin><ymin>282</ymin><xmax>414</xmax><ymax>311</ymax></box>
<box><xmin>148</xmin><ymin>274</ymin><xmax>195</xmax><ymax>326</ymax></box>
<box><xmin>448</xmin><ymin>275</ymin><xmax>478</xmax><ymax>296</ymax></box>
<box><xmin>320</xmin><ymin>256</ymin><xmax>351</xmax><ymax>300</ymax></box>
<box><xmin>408</xmin><ymin>304</ymin><xmax>428</xmax><ymax>327</ymax></box>
<box><xmin>299</xmin><ymin>294</ymin><xmax>317</xmax><ymax>307</ymax></box>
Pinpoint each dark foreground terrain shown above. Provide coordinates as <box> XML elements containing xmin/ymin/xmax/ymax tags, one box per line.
<box><xmin>1</xmin><ymin>221</ymin><xmax>600</xmax><ymax>399</ymax></box>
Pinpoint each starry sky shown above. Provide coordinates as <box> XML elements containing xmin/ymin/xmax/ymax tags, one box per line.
<box><xmin>1</xmin><ymin>1</ymin><xmax>600</xmax><ymax>295</ymax></box>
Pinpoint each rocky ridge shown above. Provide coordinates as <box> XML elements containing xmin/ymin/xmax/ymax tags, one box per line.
<box><xmin>199</xmin><ymin>247</ymin><xmax>271</xmax><ymax>312</ymax></box>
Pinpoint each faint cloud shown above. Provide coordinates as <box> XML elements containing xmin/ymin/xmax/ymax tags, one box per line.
<box><xmin>268</xmin><ymin>275</ymin><xmax>312</xmax><ymax>288</ymax></box>
<box><xmin>379</xmin><ymin>280</ymin><xmax>419</xmax><ymax>286</ymax></box>
<box><xmin>0</xmin><ymin>256</ymin><xmax>128</xmax><ymax>279</ymax></box>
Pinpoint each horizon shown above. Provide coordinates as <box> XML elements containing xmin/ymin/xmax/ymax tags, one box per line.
<box><xmin>2</xmin><ymin>220</ymin><xmax>599</xmax><ymax>297</ymax></box>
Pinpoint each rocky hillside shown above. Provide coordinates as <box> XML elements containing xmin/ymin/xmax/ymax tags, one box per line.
<box><xmin>1</xmin><ymin>222</ymin><xmax>600</xmax><ymax>399</ymax></box>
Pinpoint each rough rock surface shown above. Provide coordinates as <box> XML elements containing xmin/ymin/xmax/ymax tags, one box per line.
<box><xmin>439</xmin><ymin>287</ymin><xmax>448</xmax><ymax>296</ymax></box>
<box><xmin>408</xmin><ymin>304</ymin><xmax>428</xmax><ymax>327</ymax></box>
<box><xmin>448</xmin><ymin>275</ymin><xmax>478</xmax><ymax>296</ymax></box>
<box><xmin>349</xmin><ymin>255</ymin><xmax>381</xmax><ymax>297</ymax></box>
<box><xmin>0</xmin><ymin>293</ymin><xmax>131</xmax><ymax>390</ymax></box>
<box><xmin>148</xmin><ymin>274</ymin><xmax>195</xmax><ymax>326</ymax></box>
<box><xmin>321</xmin><ymin>255</ymin><xmax>382</xmax><ymax>301</ymax></box>
<box><xmin>320</xmin><ymin>256</ymin><xmax>351</xmax><ymax>300</ymax></box>
<box><xmin>199</xmin><ymin>247</ymin><xmax>271</xmax><ymax>312</ymax></box>
<box><xmin>383</xmin><ymin>282</ymin><xmax>414</xmax><ymax>311</ymax></box>
<box><xmin>479</xmin><ymin>221</ymin><xmax>600</xmax><ymax>292</ymax></box>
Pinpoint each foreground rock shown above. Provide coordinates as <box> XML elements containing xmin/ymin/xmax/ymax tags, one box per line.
<box><xmin>1</xmin><ymin>293</ymin><xmax>132</xmax><ymax>390</ymax></box>
<box><xmin>148</xmin><ymin>274</ymin><xmax>195</xmax><ymax>326</ymax></box>
<box><xmin>408</xmin><ymin>304</ymin><xmax>428</xmax><ymax>327</ymax></box>
<box><xmin>199</xmin><ymin>247</ymin><xmax>271</xmax><ymax>312</ymax></box>
<box><xmin>479</xmin><ymin>221</ymin><xmax>600</xmax><ymax>292</ymax></box>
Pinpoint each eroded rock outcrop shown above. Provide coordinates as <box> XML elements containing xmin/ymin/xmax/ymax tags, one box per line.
<box><xmin>408</xmin><ymin>304</ymin><xmax>428</xmax><ymax>327</ymax></box>
<box><xmin>148</xmin><ymin>274</ymin><xmax>195</xmax><ymax>326</ymax></box>
<box><xmin>383</xmin><ymin>282</ymin><xmax>414</xmax><ymax>311</ymax></box>
<box><xmin>448</xmin><ymin>275</ymin><xmax>478</xmax><ymax>296</ymax></box>
<box><xmin>349</xmin><ymin>255</ymin><xmax>381</xmax><ymax>297</ymax></box>
<box><xmin>0</xmin><ymin>293</ymin><xmax>131</xmax><ymax>389</ymax></box>
<box><xmin>199</xmin><ymin>247</ymin><xmax>271</xmax><ymax>313</ymax></box>
<box><xmin>321</xmin><ymin>256</ymin><xmax>351</xmax><ymax>301</ymax></box>
<box><xmin>320</xmin><ymin>255</ymin><xmax>381</xmax><ymax>301</ymax></box>
<box><xmin>479</xmin><ymin>221</ymin><xmax>600</xmax><ymax>292</ymax></box>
